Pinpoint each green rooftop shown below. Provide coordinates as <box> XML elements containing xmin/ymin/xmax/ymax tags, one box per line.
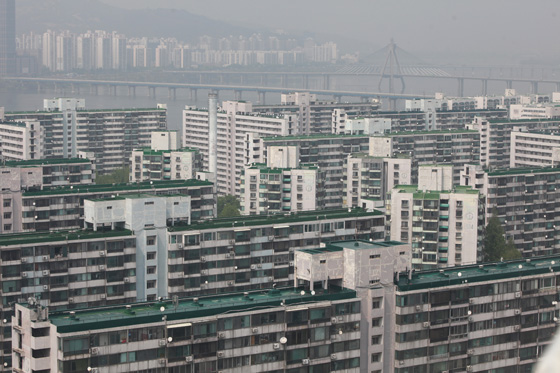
<box><xmin>39</xmin><ymin>287</ymin><xmax>357</xmax><ymax>333</ymax></box>
<box><xmin>2</xmin><ymin>158</ymin><xmax>91</xmax><ymax>167</ymax></box>
<box><xmin>23</xmin><ymin>179</ymin><xmax>213</xmax><ymax>197</ymax></box>
<box><xmin>0</xmin><ymin>229</ymin><xmax>134</xmax><ymax>247</ymax></box>
<box><xmin>169</xmin><ymin>207</ymin><xmax>382</xmax><ymax>232</ymax></box>
<box><xmin>391</xmin><ymin>185</ymin><xmax>479</xmax><ymax>199</ymax></box>
<box><xmin>136</xmin><ymin>147</ymin><xmax>199</xmax><ymax>156</ymax></box>
<box><xmin>397</xmin><ymin>256</ymin><xmax>560</xmax><ymax>291</ymax></box>
<box><xmin>262</xmin><ymin>133</ymin><xmax>370</xmax><ymax>141</ymax></box>
<box><xmin>300</xmin><ymin>240</ymin><xmax>406</xmax><ymax>255</ymax></box>
<box><xmin>487</xmin><ymin>166</ymin><xmax>560</xmax><ymax>177</ymax></box>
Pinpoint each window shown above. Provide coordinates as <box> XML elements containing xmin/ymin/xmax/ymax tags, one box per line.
<box><xmin>3</xmin><ymin>199</ymin><xmax>11</xmax><ymax>207</ymax></box>
<box><xmin>369</xmin><ymin>254</ymin><xmax>380</xmax><ymax>259</ymax></box>
<box><xmin>371</xmin><ymin>335</ymin><xmax>381</xmax><ymax>345</ymax></box>
<box><xmin>147</xmin><ymin>266</ymin><xmax>156</xmax><ymax>274</ymax></box>
<box><xmin>147</xmin><ymin>252</ymin><xmax>156</xmax><ymax>260</ymax></box>
<box><xmin>106</xmin><ymin>206</ymin><xmax>112</xmax><ymax>210</ymax></box>
<box><xmin>145</xmin><ymin>201</ymin><xmax>154</xmax><ymax>205</ymax></box>
<box><xmin>147</xmin><ymin>236</ymin><xmax>156</xmax><ymax>246</ymax></box>
<box><xmin>4</xmin><ymin>224</ymin><xmax>12</xmax><ymax>231</ymax></box>
<box><xmin>3</xmin><ymin>212</ymin><xmax>11</xmax><ymax>219</ymax></box>
<box><xmin>372</xmin><ymin>298</ymin><xmax>382</xmax><ymax>309</ymax></box>
<box><xmin>371</xmin><ymin>318</ymin><xmax>382</xmax><ymax>327</ymax></box>
<box><xmin>371</xmin><ymin>353</ymin><xmax>381</xmax><ymax>363</ymax></box>
<box><xmin>147</xmin><ymin>280</ymin><xmax>156</xmax><ymax>288</ymax></box>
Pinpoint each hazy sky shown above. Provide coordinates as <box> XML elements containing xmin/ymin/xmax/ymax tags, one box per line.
<box><xmin>100</xmin><ymin>0</ymin><xmax>559</xmax><ymax>63</ymax></box>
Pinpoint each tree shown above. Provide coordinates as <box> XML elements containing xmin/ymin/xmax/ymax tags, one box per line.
<box><xmin>482</xmin><ymin>210</ymin><xmax>521</xmax><ymax>262</ymax></box>
<box><xmin>96</xmin><ymin>167</ymin><xmax>129</xmax><ymax>185</ymax></box>
<box><xmin>217</xmin><ymin>195</ymin><xmax>240</xmax><ymax>217</ymax></box>
<box><xmin>219</xmin><ymin>204</ymin><xmax>241</xmax><ymax>218</ymax></box>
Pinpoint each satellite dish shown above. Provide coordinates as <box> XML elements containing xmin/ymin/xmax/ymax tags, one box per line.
<box><xmin>300</xmin><ymin>291</ymin><xmax>305</xmax><ymax>296</ymax></box>
<box><xmin>160</xmin><ymin>306</ymin><xmax>165</xmax><ymax>312</ymax></box>
<box><xmin>279</xmin><ymin>337</ymin><xmax>288</xmax><ymax>344</ymax></box>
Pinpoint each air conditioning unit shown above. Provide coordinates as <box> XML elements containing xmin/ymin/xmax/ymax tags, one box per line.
<box><xmin>159</xmin><ymin>339</ymin><xmax>167</xmax><ymax>346</ymax></box>
<box><xmin>515</xmin><ymin>292</ymin><xmax>521</xmax><ymax>298</ymax></box>
<box><xmin>229</xmin><ymin>240</ymin><xmax>235</xmax><ymax>245</ymax></box>
<box><xmin>515</xmin><ymin>309</ymin><xmax>521</xmax><ymax>315</ymax></box>
<box><xmin>252</xmin><ymin>328</ymin><xmax>259</xmax><ymax>334</ymax></box>
<box><xmin>273</xmin><ymin>343</ymin><xmax>280</xmax><ymax>350</ymax></box>
<box><xmin>268</xmin><ymin>236</ymin><xmax>275</xmax><ymax>240</ymax></box>
<box><xmin>100</xmin><ymin>294</ymin><xmax>106</xmax><ymax>299</ymax></box>
<box><xmin>415</xmin><ymin>305</ymin><xmax>421</xmax><ymax>311</ymax></box>
<box><xmin>302</xmin><ymin>359</ymin><xmax>310</xmax><ymax>365</ymax></box>
<box><xmin>22</xmin><ymin>273</ymin><xmax>28</xmax><ymax>278</ymax></box>
<box><xmin>178</xmin><ymin>243</ymin><xmax>183</xmax><ymax>249</ymax></box>
<box><xmin>225</xmin><ymin>253</ymin><xmax>231</xmax><ymax>258</ymax></box>
<box><xmin>201</xmin><ymin>257</ymin><xmax>206</xmax><ymax>263</ymax></box>
<box><xmin>466</xmin><ymin>366</ymin><xmax>473</xmax><ymax>372</ymax></box>
<box><xmin>469</xmin><ymin>298</ymin><xmax>474</xmax><ymax>304</ymax></box>
<box><xmin>330</xmin><ymin>335</ymin><xmax>337</xmax><ymax>341</ymax></box>
<box><xmin>90</xmin><ymin>347</ymin><xmax>99</xmax><ymax>355</ymax></box>
<box><xmin>185</xmin><ymin>356</ymin><xmax>193</xmax><ymax>363</ymax></box>
<box><xmin>467</xmin><ymin>349</ymin><xmax>474</xmax><ymax>356</ymax></box>
<box><xmin>268</xmin><ymin>276</ymin><xmax>273</xmax><ymax>281</ymax></box>
<box><xmin>331</xmin><ymin>317</ymin><xmax>338</xmax><ymax>324</ymax></box>
<box><xmin>99</xmin><ymin>251</ymin><xmax>105</xmax><ymax>256</ymax></box>
<box><xmin>42</xmin><ymin>270</ymin><xmax>49</xmax><ymax>276</ymax></box>
<box><xmin>514</xmin><ymin>325</ymin><xmax>521</xmax><ymax>331</ymax></box>
<box><xmin>399</xmin><ymin>361</ymin><xmax>405</xmax><ymax>366</ymax></box>
<box><xmin>124</xmin><ymin>278</ymin><xmax>130</xmax><ymax>283</ymax></box>
<box><xmin>257</xmin><ymin>264</ymin><xmax>262</xmax><ymax>268</ymax></box>
<box><xmin>42</xmin><ymin>256</ymin><xmax>49</xmax><ymax>261</ymax></box>
<box><xmin>21</xmin><ymin>258</ymin><xmax>27</xmax><ymax>263</ymax></box>
<box><xmin>69</xmin><ymin>298</ymin><xmax>74</xmax><ymax>303</ymax></box>
<box><xmin>227</xmin><ymin>281</ymin><xmax>234</xmax><ymax>286</ymax></box>
<box><xmin>218</xmin><ymin>332</ymin><xmax>226</xmax><ymax>339</ymax></box>
<box><xmin>43</xmin><ymin>285</ymin><xmax>49</xmax><ymax>290</ymax></box>
<box><xmin>423</xmin><ymin>322</ymin><xmax>430</xmax><ymax>328</ymax></box>
<box><xmin>98</xmin><ymin>265</ymin><xmax>105</xmax><ymax>271</ymax></box>
<box><xmin>330</xmin><ymin>354</ymin><xmax>337</xmax><ymax>360</ymax></box>
<box><xmin>159</xmin><ymin>359</ymin><xmax>166</xmax><ymax>365</ymax></box>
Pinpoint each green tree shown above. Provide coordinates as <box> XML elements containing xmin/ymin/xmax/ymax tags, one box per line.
<box><xmin>482</xmin><ymin>211</ymin><xmax>521</xmax><ymax>262</ymax></box>
<box><xmin>219</xmin><ymin>204</ymin><xmax>241</xmax><ymax>218</ymax></box>
<box><xmin>218</xmin><ymin>195</ymin><xmax>240</xmax><ymax>216</ymax></box>
<box><xmin>96</xmin><ymin>167</ymin><xmax>129</xmax><ymax>185</ymax></box>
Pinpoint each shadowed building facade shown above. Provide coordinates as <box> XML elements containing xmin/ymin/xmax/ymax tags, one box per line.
<box><xmin>0</xmin><ymin>0</ymin><xmax>16</xmax><ymax>76</ymax></box>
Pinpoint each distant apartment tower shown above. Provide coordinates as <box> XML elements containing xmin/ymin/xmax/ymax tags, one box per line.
<box><xmin>0</xmin><ymin>0</ymin><xmax>16</xmax><ymax>76</ymax></box>
<box><xmin>461</xmin><ymin>164</ymin><xmax>560</xmax><ymax>258</ymax></box>
<box><xmin>240</xmin><ymin>146</ymin><xmax>326</xmax><ymax>215</ymax></box>
<box><xmin>369</xmin><ymin>129</ymin><xmax>481</xmax><ymax>185</ymax></box>
<box><xmin>183</xmin><ymin>100</ymin><xmax>296</xmax><ymax>195</ymax></box>
<box><xmin>4</xmin><ymin>99</ymin><xmax>167</xmax><ymax>172</ymax></box>
<box><xmin>130</xmin><ymin>131</ymin><xmax>202</xmax><ymax>182</ymax></box>
<box><xmin>250</xmin><ymin>134</ymin><xmax>372</xmax><ymax>209</ymax></box>
<box><xmin>510</xmin><ymin>129</ymin><xmax>560</xmax><ymax>168</ymax></box>
<box><xmin>257</xmin><ymin>92</ymin><xmax>379</xmax><ymax>135</ymax></box>
<box><xmin>345</xmin><ymin>153</ymin><xmax>412</xmax><ymax>208</ymax></box>
<box><xmin>387</xmin><ymin>165</ymin><xmax>479</xmax><ymax>269</ymax></box>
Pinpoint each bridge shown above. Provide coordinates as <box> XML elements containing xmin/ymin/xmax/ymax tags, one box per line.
<box><xmin>1</xmin><ymin>76</ymin><xmax>433</xmax><ymax>105</ymax></box>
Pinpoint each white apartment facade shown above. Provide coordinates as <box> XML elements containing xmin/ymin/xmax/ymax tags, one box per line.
<box><xmin>510</xmin><ymin>130</ymin><xmax>560</xmax><ymax>168</ymax></box>
<box><xmin>183</xmin><ymin>100</ymin><xmax>296</xmax><ymax>195</ymax></box>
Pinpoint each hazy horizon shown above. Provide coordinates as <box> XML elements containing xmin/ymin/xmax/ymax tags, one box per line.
<box><xmin>93</xmin><ymin>0</ymin><xmax>560</xmax><ymax>65</ymax></box>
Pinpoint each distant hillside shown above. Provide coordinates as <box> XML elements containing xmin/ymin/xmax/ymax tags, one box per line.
<box><xmin>16</xmin><ymin>0</ymin><xmax>249</xmax><ymax>41</ymax></box>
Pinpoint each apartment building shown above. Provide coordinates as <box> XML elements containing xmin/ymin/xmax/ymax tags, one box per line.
<box><xmin>13</xmin><ymin>287</ymin><xmax>361</xmax><ymax>373</ymax></box>
<box><xmin>510</xmin><ymin>130</ymin><xmax>560</xmax><ymax>168</ymax></box>
<box><xmin>0</xmin><ymin>229</ymin><xmax>138</xmax><ymax>369</ymax></box>
<box><xmin>467</xmin><ymin>117</ymin><xmax>560</xmax><ymax>169</ymax></box>
<box><xmin>369</xmin><ymin>130</ymin><xmax>481</xmax><ymax>185</ymax></box>
<box><xmin>4</xmin><ymin>99</ymin><xmax>167</xmax><ymax>172</ymax></box>
<box><xmin>345</xmin><ymin>153</ymin><xmax>412</xmax><ymax>208</ymax></box>
<box><xmin>249</xmin><ymin>134</ymin><xmax>371</xmax><ymax>209</ymax></box>
<box><xmin>256</xmin><ymin>92</ymin><xmax>379</xmax><ymax>135</ymax></box>
<box><xmin>294</xmin><ymin>240</ymin><xmax>411</xmax><ymax>373</ymax></box>
<box><xmin>130</xmin><ymin>148</ymin><xmax>202</xmax><ymax>182</ymax></box>
<box><xmin>461</xmin><ymin>165</ymin><xmax>560</xmax><ymax>258</ymax></box>
<box><xmin>165</xmin><ymin>208</ymin><xmax>385</xmax><ymax>298</ymax></box>
<box><xmin>296</xmin><ymin>243</ymin><xmax>560</xmax><ymax>373</ymax></box>
<box><xmin>240</xmin><ymin>163</ymin><xmax>326</xmax><ymax>215</ymax></box>
<box><xmin>183</xmin><ymin>100</ymin><xmax>296</xmax><ymax>195</ymax></box>
<box><xmin>0</xmin><ymin>158</ymin><xmax>95</xmax><ymax>192</ymax></box>
<box><xmin>387</xmin><ymin>166</ymin><xmax>480</xmax><ymax>269</ymax></box>
<box><xmin>0</xmin><ymin>179</ymin><xmax>215</xmax><ymax>234</ymax></box>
